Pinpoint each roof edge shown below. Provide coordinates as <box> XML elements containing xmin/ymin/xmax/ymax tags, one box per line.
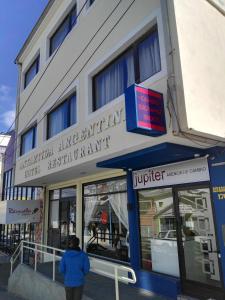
<box><xmin>15</xmin><ymin>0</ymin><xmax>55</xmax><ymax>64</ymax></box>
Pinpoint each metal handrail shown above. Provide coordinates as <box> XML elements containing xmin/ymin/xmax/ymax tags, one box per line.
<box><xmin>10</xmin><ymin>240</ymin><xmax>23</xmax><ymax>275</ymax></box>
<box><xmin>10</xmin><ymin>240</ymin><xmax>136</xmax><ymax>300</ymax></box>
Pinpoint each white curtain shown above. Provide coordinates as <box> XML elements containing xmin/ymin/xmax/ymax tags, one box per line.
<box><xmin>138</xmin><ymin>31</ymin><xmax>161</xmax><ymax>82</ymax></box>
<box><xmin>95</xmin><ymin>51</ymin><xmax>135</xmax><ymax>109</ymax></box>
<box><xmin>109</xmin><ymin>193</ymin><xmax>128</xmax><ymax>230</ymax></box>
<box><xmin>84</xmin><ymin>196</ymin><xmax>98</xmax><ymax>230</ymax></box>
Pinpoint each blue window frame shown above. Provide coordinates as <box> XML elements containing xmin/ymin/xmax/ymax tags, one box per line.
<box><xmin>93</xmin><ymin>28</ymin><xmax>161</xmax><ymax>111</ymax></box>
<box><xmin>20</xmin><ymin>125</ymin><xmax>36</xmax><ymax>156</ymax></box>
<box><xmin>49</xmin><ymin>5</ymin><xmax>77</xmax><ymax>56</ymax></box>
<box><xmin>47</xmin><ymin>93</ymin><xmax>76</xmax><ymax>139</ymax></box>
<box><xmin>24</xmin><ymin>56</ymin><xmax>39</xmax><ymax>88</ymax></box>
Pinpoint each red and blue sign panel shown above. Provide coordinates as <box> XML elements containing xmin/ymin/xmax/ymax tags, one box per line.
<box><xmin>125</xmin><ymin>84</ymin><xmax>166</xmax><ymax>137</ymax></box>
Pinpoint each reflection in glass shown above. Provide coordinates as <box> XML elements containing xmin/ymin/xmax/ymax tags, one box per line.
<box><xmin>138</xmin><ymin>188</ymin><xmax>179</xmax><ymax>277</ymax></box>
<box><xmin>83</xmin><ymin>178</ymin><xmax>129</xmax><ymax>262</ymax></box>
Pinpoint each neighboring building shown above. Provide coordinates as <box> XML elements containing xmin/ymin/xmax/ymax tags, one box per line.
<box><xmin>0</xmin><ymin>130</ymin><xmax>42</xmax><ymax>253</ymax></box>
<box><xmin>13</xmin><ymin>0</ymin><xmax>225</xmax><ymax>299</ymax></box>
<box><xmin>0</xmin><ymin>133</ymin><xmax>11</xmax><ymax>200</ymax></box>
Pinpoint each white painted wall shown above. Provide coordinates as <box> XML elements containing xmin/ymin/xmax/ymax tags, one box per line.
<box><xmin>15</xmin><ymin>0</ymin><xmax>175</xmax><ymax>186</ymax></box>
<box><xmin>171</xmin><ymin>0</ymin><xmax>225</xmax><ymax>139</ymax></box>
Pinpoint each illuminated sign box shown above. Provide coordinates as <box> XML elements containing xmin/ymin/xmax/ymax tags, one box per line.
<box><xmin>125</xmin><ymin>84</ymin><xmax>166</xmax><ymax>136</ymax></box>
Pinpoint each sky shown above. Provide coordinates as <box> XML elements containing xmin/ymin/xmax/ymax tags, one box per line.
<box><xmin>0</xmin><ymin>0</ymin><xmax>48</xmax><ymax>133</ymax></box>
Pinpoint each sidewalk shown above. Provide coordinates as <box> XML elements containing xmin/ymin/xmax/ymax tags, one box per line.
<box><xmin>0</xmin><ymin>287</ymin><xmax>25</xmax><ymax>300</ymax></box>
<box><xmin>0</xmin><ymin>252</ymin><xmax>25</xmax><ymax>299</ymax></box>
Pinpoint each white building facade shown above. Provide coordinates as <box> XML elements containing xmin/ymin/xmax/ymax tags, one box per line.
<box><xmin>14</xmin><ymin>1</ymin><xmax>225</xmax><ymax>298</ymax></box>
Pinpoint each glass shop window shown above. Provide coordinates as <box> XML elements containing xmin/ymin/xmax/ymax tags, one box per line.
<box><xmin>83</xmin><ymin>177</ymin><xmax>129</xmax><ymax>263</ymax></box>
<box><xmin>138</xmin><ymin>188</ymin><xmax>179</xmax><ymax>277</ymax></box>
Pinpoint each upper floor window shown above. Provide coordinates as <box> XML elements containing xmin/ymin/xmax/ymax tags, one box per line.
<box><xmin>47</xmin><ymin>93</ymin><xmax>76</xmax><ymax>139</ymax></box>
<box><xmin>20</xmin><ymin>125</ymin><xmax>37</xmax><ymax>156</ymax></box>
<box><xmin>49</xmin><ymin>5</ymin><xmax>77</xmax><ymax>56</ymax></box>
<box><xmin>93</xmin><ymin>28</ymin><xmax>161</xmax><ymax>111</ymax></box>
<box><xmin>24</xmin><ymin>55</ymin><xmax>39</xmax><ymax>89</ymax></box>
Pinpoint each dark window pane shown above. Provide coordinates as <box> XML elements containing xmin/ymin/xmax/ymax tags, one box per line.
<box><xmin>13</xmin><ymin>187</ymin><xmax>18</xmax><ymax>200</ymax></box>
<box><xmin>138</xmin><ymin>30</ymin><xmax>161</xmax><ymax>82</ymax></box>
<box><xmin>24</xmin><ymin>56</ymin><xmax>39</xmax><ymax>88</ymax></box>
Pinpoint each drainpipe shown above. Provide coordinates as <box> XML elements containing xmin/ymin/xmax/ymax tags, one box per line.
<box><xmin>13</xmin><ymin>61</ymin><xmax>22</xmax><ymax>187</ymax></box>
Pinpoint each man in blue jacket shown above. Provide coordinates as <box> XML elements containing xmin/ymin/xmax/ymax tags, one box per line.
<box><xmin>60</xmin><ymin>236</ymin><xmax>90</xmax><ymax>300</ymax></box>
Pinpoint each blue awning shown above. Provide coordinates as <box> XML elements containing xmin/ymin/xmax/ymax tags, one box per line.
<box><xmin>97</xmin><ymin>142</ymin><xmax>208</xmax><ymax>170</ymax></box>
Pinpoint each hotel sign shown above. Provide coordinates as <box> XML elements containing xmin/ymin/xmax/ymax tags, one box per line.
<box><xmin>0</xmin><ymin>200</ymin><xmax>40</xmax><ymax>224</ymax></box>
<box><xmin>125</xmin><ymin>84</ymin><xmax>166</xmax><ymax>136</ymax></box>
<box><xmin>133</xmin><ymin>158</ymin><xmax>209</xmax><ymax>189</ymax></box>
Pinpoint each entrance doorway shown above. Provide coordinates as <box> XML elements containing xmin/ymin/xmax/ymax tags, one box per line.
<box><xmin>137</xmin><ymin>185</ymin><xmax>224</xmax><ymax>299</ymax></box>
<box><xmin>175</xmin><ymin>186</ymin><xmax>223</xmax><ymax>299</ymax></box>
<box><xmin>48</xmin><ymin>187</ymin><xmax>76</xmax><ymax>249</ymax></box>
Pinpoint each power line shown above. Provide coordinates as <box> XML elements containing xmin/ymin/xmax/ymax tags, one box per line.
<box><xmin>3</xmin><ymin>0</ymin><xmax>123</xmax><ymax>162</ymax></box>
<box><xmin>0</xmin><ymin>0</ymin><xmax>89</xmax><ymax>147</ymax></box>
<box><xmin>4</xmin><ymin>0</ymin><xmax>136</xmax><ymax>165</ymax></box>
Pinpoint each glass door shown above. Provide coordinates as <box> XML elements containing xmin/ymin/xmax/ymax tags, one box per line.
<box><xmin>175</xmin><ymin>186</ymin><xmax>223</xmax><ymax>299</ymax></box>
<box><xmin>48</xmin><ymin>187</ymin><xmax>76</xmax><ymax>249</ymax></box>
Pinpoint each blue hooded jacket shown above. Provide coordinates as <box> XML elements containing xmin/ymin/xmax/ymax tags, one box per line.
<box><xmin>59</xmin><ymin>249</ymin><xmax>90</xmax><ymax>287</ymax></box>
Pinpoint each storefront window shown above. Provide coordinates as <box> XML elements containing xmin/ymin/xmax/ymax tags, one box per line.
<box><xmin>83</xmin><ymin>178</ymin><xmax>129</xmax><ymax>263</ymax></box>
<box><xmin>138</xmin><ymin>188</ymin><xmax>179</xmax><ymax>277</ymax></box>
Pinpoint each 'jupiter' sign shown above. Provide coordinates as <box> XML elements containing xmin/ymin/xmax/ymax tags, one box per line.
<box><xmin>133</xmin><ymin>158</ymin><xmax>210</xmax><ymax>189</ymax></box>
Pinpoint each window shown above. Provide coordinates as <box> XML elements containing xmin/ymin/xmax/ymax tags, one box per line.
<box><xmin>138</xmin><ymin>188</ymin><xmax>179</xmax><ymax>277</ymax></box>
<box><xmin>83</xmin><ymin>177</ymin><xmax>129</xmax><ymax>263</ymax></box>
<box><xmin>93</xmin><ymin>28</ymin><xmax>161</xmax><ymax>111</ymax></box>
<box><xmin>49</xmin><ymin>5</ymin><xmax>77</xmax><ymax>56</ymax></box>
<box><xmin>24</xmin><ymin>55</ymin><xmax>39</xmax><ymax>88</ymax></box>
<box><xmin>47</xmin><ymin>93</ymin><xmax>76</xmax><ymax>139</ymax></box>
<box><xmin>20</xmin><ymin>125</ymin><xmax>36</xmax><ymax>156</ymax></box>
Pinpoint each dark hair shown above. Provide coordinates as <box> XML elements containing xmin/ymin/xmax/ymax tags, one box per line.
<box><xmin>68</xmin><ymin>236</ymin><xmax>80</xmax><ymax>249</ymax></box>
